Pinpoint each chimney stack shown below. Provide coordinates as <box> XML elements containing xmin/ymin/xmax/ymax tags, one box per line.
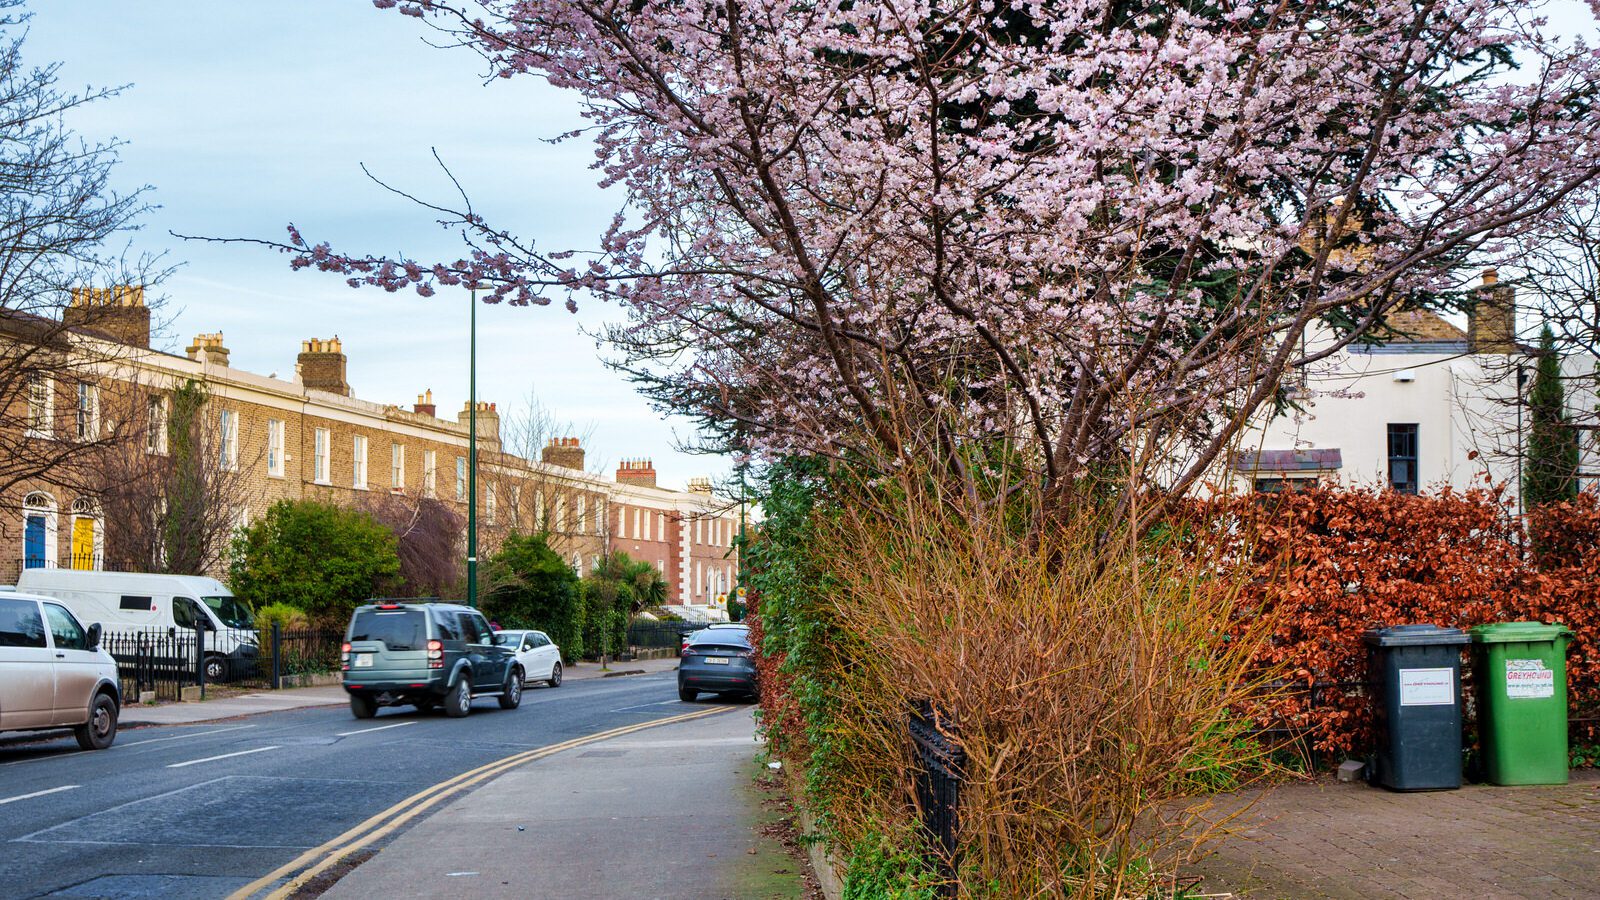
<box><xmin>298</xmin><ymin>336</ymin><xmax>349</xmax><ymax>396</ymax></box>
<box><xmin>541</xmin><ymin>436</ymin><xmax>586</xmax><ymax>471</ymax></box>
<box><xmin>457</xmin><ymin>401</ymin><xmax>502</xmax><ymax>450</ymax></box>
<box><xmin>616</xmin><ymin>459</ymin><xmax>657</xmax><ymax>488</ymax></box>
<box><xmin>686</xmin><ymin>477</ymin><xmax>713</xmax><ymax>495</ymax></box>
<box><xmin>66</xmin><ymin>285</ymin><xmax>151</xmax><ymax>347</ymax></box>
<box><xmin>186</xmin><ymin>331</ymin><xmax>230</xmax><ymax>367</ymax></box>
<box><xmin>1468</xmin><ymin>269</ymin><xmax>1517</xmax><ymax>354</ymax></box>
<box><xmin>414</xmin><ymin>389</ymin><xmax>436</xmax><ymax>417</ymax></box>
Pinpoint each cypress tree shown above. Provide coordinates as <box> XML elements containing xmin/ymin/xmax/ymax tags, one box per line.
<box><xmin>1524</xmin><ymin>326</ymin><xmax>1579</xmax><ymax>507</ymax></box>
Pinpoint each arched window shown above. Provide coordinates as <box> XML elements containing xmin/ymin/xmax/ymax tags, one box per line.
<box><xmin>69</xmin><ymin>497</ymin><xmax>102</xmax><ymax>571</ymax></box>
<box><xmin>22</xmin><ymin>492</ymin><xmax>58</xmax><ymax>570</ymax></box>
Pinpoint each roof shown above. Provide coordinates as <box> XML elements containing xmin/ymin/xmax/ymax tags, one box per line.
<box><xmin>1232</xmin><ymin>448</ymin><xmax>1343</xmax><ymax>473</ymax></box>
<box><xmin>1382</xmin><ymin>310</ymin><xmax>1467</xmax><ymax>343</ymax></box>
<box><xmin>1352</xmin><ymin>309</ymin><xmax>1470</xmax><ymax>355</ymax></box>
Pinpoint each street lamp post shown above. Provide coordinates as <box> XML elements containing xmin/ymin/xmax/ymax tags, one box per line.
<box><xmin>467</xmin><ymin>286</ymin><xmax>479</xmax><ymax>608</ymax></box>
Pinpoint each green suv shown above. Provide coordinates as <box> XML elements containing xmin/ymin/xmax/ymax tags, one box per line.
<box><xmin>341</xmin><ymin>601</ymin><xmax>522</xmax><ymax>719</ymax></box>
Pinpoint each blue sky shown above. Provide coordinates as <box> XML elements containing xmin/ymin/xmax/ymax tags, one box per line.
<box><xmin>24</xmin><ymin>1</ymin><xmax>727</xmax><ymax>489</ymax></box>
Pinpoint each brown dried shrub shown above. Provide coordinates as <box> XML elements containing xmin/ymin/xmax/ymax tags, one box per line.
<box><xmin>808</xmin><ymin>476</ymin><xmax>1276</xmax><ymax>899</ymax></box>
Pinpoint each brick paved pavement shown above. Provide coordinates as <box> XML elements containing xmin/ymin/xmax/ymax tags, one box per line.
<box><xmin>1186</xmin><ymin>770</ymin><xmax>1600</xmax><ymax>899</ymax></box>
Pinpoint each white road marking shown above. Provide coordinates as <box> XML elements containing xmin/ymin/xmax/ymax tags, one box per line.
<box><xmin>336</xmin><ymin>721</ymin><xmax>417</xmax><ymax>737</ymax></box>
<box><xmin>608</xmin><ymin>700</ymin><xmax>682</xmax><ymax>713</ymax></box>
<box><xmin>0</xmin><ymin>785</ymin><xmax>79</xmax><ymax>806</ymax></box>
<box><xmin>122</xmin><ymin>725</ymin><xmax>256</xmax><ymax>747</ymax></box>
<box><xmin>166</xmin><ymin>746</ymin><xmax>280</xmax><ymax>768</ymax></box>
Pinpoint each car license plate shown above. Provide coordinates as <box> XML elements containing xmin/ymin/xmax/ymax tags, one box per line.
<box><xmin>354</xmin><ymin>654</ymin><xmax>374</xmax><ymax>667</ymax></box>
<box><xmin>705</xmin><ymin>657</ymin><xmax>729</xmax><ymax>665</ymax></box>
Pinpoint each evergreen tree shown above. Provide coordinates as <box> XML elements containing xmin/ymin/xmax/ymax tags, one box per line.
<box><xmin>1524</xmin><ymin>326</ymin><xmax>1580</xmax><ymax>507</ymax></box>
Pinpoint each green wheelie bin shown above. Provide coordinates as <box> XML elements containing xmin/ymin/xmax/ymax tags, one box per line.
<box><xmin>1470</xmin><ymin>622</ymin><xmax>1573</xmax><ymax>785</ymax></box>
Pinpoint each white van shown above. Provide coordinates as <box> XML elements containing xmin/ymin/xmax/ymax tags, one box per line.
<box><xmin>15</xmin><ymin>570</ymin><xmax>258</xmax><ymax>683</ymax></box>
<box><xmin>0</xmin><ymin>592</ymin><xmax>121</xmax><ymax>749</ymax></box>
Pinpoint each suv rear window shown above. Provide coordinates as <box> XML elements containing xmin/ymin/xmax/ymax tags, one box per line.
<box><xmin>348</xmin><ymin>609</ymin><xmax>426</xmax><ymax>650</ymax></box>
<box><xmin>688</xmin><ymin>627</ymin><xmax>749</xmax><ymax>647</ymax></box>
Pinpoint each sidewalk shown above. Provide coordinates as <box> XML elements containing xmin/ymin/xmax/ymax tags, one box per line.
<box><xmin>323</xmin><ymin>705</ymin><xmax>813</xmax><ymax>900</ymax></box>
<box><xmin>1187</xmin><ymin>770</ymin><xmax>1600</xmax><ymax>899</ymax></box>
<box><xmin>118</xmin><ymin>657</ymin><xmax>681</xmax><ymax>728</ymax></box>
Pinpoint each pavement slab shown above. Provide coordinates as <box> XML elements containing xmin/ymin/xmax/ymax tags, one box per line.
<box><xmin>1188</xmin><ymin>770</ymin><xmax>1600</xmax><ymax>899</ymax></box>
<box><xmin>323</xmin><ymin>705</ymin><xmax>796</xmax><ymax>900</ymax></box>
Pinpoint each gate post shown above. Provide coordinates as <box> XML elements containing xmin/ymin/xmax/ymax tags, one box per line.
<box><xmin>271</xmin><ymin>622</ymin><xmax>282</xmax><ymax>690</ymax></box>
<box><xmin>196</xmin><ymin>625</ymin><xmax>207</xmax><ymax>700</ymax></box>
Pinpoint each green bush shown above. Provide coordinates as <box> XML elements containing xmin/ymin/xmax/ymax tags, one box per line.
<box><xmin>482</xmin><ymin>532</ymin><xmax>584</xmax><ymax>661</ymax></box>
<box><xmin>229</xmin><ymin>500</ymin><xmax>400</xmax><ymax>626</ymax></box>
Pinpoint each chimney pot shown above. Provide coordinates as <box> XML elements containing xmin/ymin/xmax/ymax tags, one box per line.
<box><xmin>186</xmin><ymin>331</ymin><xmax>230</xmax><ymax>367</ymax></box>
<box><xmin>298</xmin><ymin>335</ymin><xmax>350</xmax><ymax>395</ymax></box>
<box><xmin>542</xmin><ymin>436</ymin><xmax>586</xmax><ymax>470</ymax></box>
<box><xmin>1468</xmin><ymin>276</ymin><xmax>1517</xmax><ymax>354</ymax></box>
<box><xmin>413</xmin><ymin>388</ymin><xmax>436</xmax><ymax>417</ymax></box>
<box><xmin>66</xmin><ymin>285</ymin><xmax>151</xmax><ymax>347</ymax></box>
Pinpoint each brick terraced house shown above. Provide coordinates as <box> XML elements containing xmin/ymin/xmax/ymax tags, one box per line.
<box><xmin>1</xmin><ymin>288</ymin><xmax>742</xmax><ymax>617</ymax></box>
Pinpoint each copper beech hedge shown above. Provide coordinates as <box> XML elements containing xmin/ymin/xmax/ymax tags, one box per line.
<box><xmin>1201</xmin><ymin>486</ymin><xmax>1600</xmax><ymax>756</ymax></box>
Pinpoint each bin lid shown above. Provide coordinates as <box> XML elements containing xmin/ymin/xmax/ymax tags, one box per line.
<box><xmin>1363</xmin><ymin>624</ymin><xmax>1469</xmax><ymax>647</ymax></box>
<box><xmin>1469</xmin><ymin>621</ymin><xmax>1573</xmax><ymax>643</ymax></box>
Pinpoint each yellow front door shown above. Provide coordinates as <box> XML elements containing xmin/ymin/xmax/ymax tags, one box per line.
<box><xmin>71</xmin><ymin>516</ymin><xmax>96</xmax><ymax>570</ymax></box>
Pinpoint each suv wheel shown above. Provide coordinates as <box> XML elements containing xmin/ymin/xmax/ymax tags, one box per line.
<box><xmin>498</xmin><ymin>669</ymin><xmax>524</xmax><ymax>709</ymax></box>
<box><xmin>350</xmin><ymin>693</ymin><xmax>378</xmax><ymax>719</ymax></box>
<box><xmin>678</xmin><ymin>686</ymin><xmax>697</xmax><ymax>702</ymax></box>
<box><xmin>74</xmin><ymin>692</ymin><xmax>118</xmax><ymax>751</ymax></box>
<box><xmin>548</xmin><ymin>661</ymin><xmax>563</xmax><ymax>687</ymax></box>
<box><xmin>445</xmin><ymin>673</ymin><xmax>472</xmax><ymax>718</ymax></box>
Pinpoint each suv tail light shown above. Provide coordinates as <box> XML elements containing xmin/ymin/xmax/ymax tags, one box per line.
<box><xmin>341</xmin><ymin>642</ymin><xmax>351</xmax><ymax>671</ymax></box>
<box><xmin>680</xmin><ymin>646</ymin><xmax>698</xmax><ymax>657</ymax></box>
<box><xmin>428</xmin><ymin>639</ymin><xmax>444</xmax><ymax>668</ymax></box>
<box><xmin>736</xmin><ymin>648</ymin><xmax>756</xmax><ymax>659</ymax></box>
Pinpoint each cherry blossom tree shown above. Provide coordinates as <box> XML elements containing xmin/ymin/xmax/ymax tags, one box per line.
<box><xmin>258</xmin><ymin>0</ymin><xmax>1600</xmax><ymax>525</ymax></box>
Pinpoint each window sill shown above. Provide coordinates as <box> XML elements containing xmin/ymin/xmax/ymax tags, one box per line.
<box><xmin>268</xmin><ymin>472</ymin><xmax>285</xmax><ymax>480</ymax></box>
<box><xmin>314</xmin><ymin>479</ymin><xmax>332</xmax><ymax>486</ymax></box>
<box><xmin>25</xmin><ymin>430</ymin><xmax>55</xmax><ymax>441</ymax></box>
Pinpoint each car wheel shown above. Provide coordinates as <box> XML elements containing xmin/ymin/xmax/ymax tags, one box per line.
<box><xmin>349</xmin><ymin>693</ymin><xmax>378</xmax><ymax>719</ymax></box>
<box><xmin>499</xmin><ymin>669</ymin><xmax>524</xmax><ymax>709</ymax></box>
<box><xmin>678</xmin><ymin>686</ymin><xmax>697</xmax><ymax>703</ymax></box>
<box><xmin>444</xmin><ymin>673</ymin><xmax>472</xmax><ymax>718</ymax></box>
<box><xmin>203</xmin><ymin>655</ymin><xmax>229</xmax><ymax>683</ymax></box>
<box><xmin>74</xmin><ymin>692</ymin><xmax>119</xmax><ymax>751</ymax></box>
<box><xmin>548</xmin><ymin>661</ymin><xmax>563</xmax><ymax>688</ymax></box>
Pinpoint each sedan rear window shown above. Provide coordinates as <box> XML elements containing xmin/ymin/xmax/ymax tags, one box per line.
<box><xmin>348</xmin><ymin>609</ymin><xmax>426</xmax><ymax>650</ymax></box>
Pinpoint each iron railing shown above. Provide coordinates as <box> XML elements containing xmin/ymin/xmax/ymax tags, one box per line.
<box><xmin>626</xmin><ymin>619</ymin><xmax>707</xmax><ymax>654</ymax></box>
<box><xmin>102</xmin><ymin>626</ymin><xmax>208</xmax><ymax>702</ymax></box>
<box><xmin>909</xmin><ymin>699</ymin><xmax>962</xmax><ymax>896</ymax></box>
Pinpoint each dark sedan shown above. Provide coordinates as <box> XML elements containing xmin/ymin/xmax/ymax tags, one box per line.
<box><xmin>678</xmin><ymin>625</ymin><xmax>758</xmax><ymax>701</ymax></box>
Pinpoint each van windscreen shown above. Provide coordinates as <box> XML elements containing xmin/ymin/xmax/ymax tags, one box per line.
<box><xmin>348</xmin><ymin>609</ymin><xmax>425</xmax><ymax>650</ymax></box>
<box><xmin>202</xmin><ymin>595</ymin><xmax>254</xmax><ymax>628</ymax></box>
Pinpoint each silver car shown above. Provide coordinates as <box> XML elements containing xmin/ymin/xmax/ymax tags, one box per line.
<box><xmin>0</xmin><ymin>592</ymin><xmax>121</xmax><ymax>750</ymax></box>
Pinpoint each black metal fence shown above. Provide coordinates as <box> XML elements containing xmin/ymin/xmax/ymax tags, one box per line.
<box><xmin>102</xmin><ymin>627</ymin><xmax>207</xmax><ymax>702</ymax></box>
<box><xmin>104</xmin><ymin>624</ymin><xmax>344</xmax><ymax>699</ymax></box>
<box><xmin>909</xmin><ymin>700</ymin><xmax>963</xmax><ymax>896</ymax></box>
<box><xmin>228</xmin><ymin>625</ymin><xmax>344</xmax><ymax>689</ymax></box>
<box><xmin>627</xmin><ymin>619</ymin><xmax>707</xmax><ymax>654</ymax></box>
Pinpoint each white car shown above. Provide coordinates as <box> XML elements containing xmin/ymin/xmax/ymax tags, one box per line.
<box><xmin>495</xmin><ymin>629</ymin><xmax>563</xmax><ymax>687</ymax></box>
<box><xmin>0</xmin><ymin>592</ymin><xmax>121</xmax><ymax>750</ymax></box>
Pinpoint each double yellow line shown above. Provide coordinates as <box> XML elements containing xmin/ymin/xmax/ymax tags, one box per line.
<box><xmin>230</xmin><ymin>705</ymin><xmax>735</xmax><ymax>900</ymax></box>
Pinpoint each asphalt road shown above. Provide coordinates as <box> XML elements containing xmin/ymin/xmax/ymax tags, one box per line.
<box><xmin>0</xmin><ymin>670</ymin><xmax>712</xmax><ymax>899</ymax></box>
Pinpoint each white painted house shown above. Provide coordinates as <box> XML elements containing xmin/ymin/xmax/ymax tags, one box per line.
<box><xmin>1231</xmin><ymin>271</ymin><xmax>1599</xmax><ymax>507</ymax></box>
